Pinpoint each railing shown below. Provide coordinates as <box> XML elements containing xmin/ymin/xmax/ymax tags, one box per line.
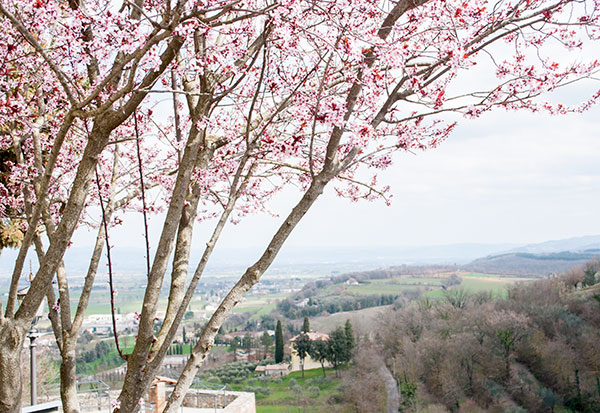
<box><xmin>76</xmin><ymin>377</ymin><xmax>112</xmax><ymax>411</ymax></box>
<box><xmin>166</xmin><ymin>379</ymin><xmax>228</xmax><ymax>412</ymax></box>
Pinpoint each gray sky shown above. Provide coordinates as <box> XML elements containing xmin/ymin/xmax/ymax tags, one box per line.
<box><xmin>71</xmin><ymin>29</ymin><xmax>600</xmax><ymax>254</ymax></box>
<box><xmin>81</xmin><ymin>97</ymin><xmax>600</xmax><ymax>252</ymax></box>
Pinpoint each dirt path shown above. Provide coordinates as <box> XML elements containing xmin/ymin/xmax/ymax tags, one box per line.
<box><xmin>379</xmin><ymin>364</ymin><xmax>399</xmax><ymax>413</ymax></box>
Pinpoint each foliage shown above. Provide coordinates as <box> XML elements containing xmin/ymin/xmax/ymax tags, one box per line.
<box><xmin>198</xmin><ymin>361</ymin><xmax>258</xmax><ymax>384</ymax></box>
<box><xmin>292</xmin><ymin>332</ymin><xmax>311</xmax><ymax>378</ymax></box>
<box><xmin>400</xmin><ymin>380</ymin><xmax>419</xmax><ymax>411</ymax></box>
<box><xmin>583</xmin><ymin>260</ymin><xmax>600</xmax><ymax>286</ymax></box>
<box><xmin>75</xmin><ymin>340</ymin><xmax>126</xmax><ymax>375</ymax></box>
<box><xmin>277</xmin><ymin>293</ymin><xmax>397</xmax><ymax>319</ymax></box>
<box><xmin>236</xmin><ymin>367</ymin><xmax>342</xmax><ymax>412</ymax></box>
<box><xmin>344</xmin><ymin>319</ymin><xmax>355</xmax><ymax>353</ymax></box>
<box><xmin>275</xmin><ymin>320</ymin><xmax>284</xmax><ymax>364</ymax></box>
<box><xmin>302</xmin><ymin>317</ymin><xmax>310</xmax><ymax>333</ymax></box>
<box><xmin>309</xmin><ymin>339</ymin><xmax>330</xmax><ymax>377</ymax></box>
<box><xmin>355</xmin><ymin>262</ymin><xmax>600</xmax><ymax>411</ymax></box>
<box><xmin>260</xmin><ymin>331</ymin><xmax>273</xmax><ymax>360</ymax></box>
<box><xmin>327</xmin><ymin>324</ymin><xmax>355</xmax><ymax>376</ymax></box>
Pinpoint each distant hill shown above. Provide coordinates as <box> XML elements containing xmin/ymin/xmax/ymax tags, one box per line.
<box><xmin>462</xmin><ymin>235</ymin><xmax>600</xmax><ymax>276</ymax></box>
<box><xmin>465</xmin><ymin>250</ymin><xmax>600</xmax><ymax>276</ymax></box>
<box><xmin>0</xmin><ymin>242</ymin><xmax>515</xmax><ymax>278</ymax></box>
<box><xmin>1</xmin><ymin>234</ymin><xmax>598</xmax><ymax>279</ymax></box>
<box><xmin>504</xmin><ymin>234</ymin><xmax>600</xmax><ymax>254</ymax></box>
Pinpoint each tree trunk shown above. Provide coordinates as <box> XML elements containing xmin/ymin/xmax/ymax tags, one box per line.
<box><xmin>504</xmin><ymin>347</ymin><xmax>511</xmax><ymax>382</ymax></box>
<box><xmin>60</xmin><ymin>347</ymin><xmax>80</xmax><ymax>413</ymax></box>
<box><xmin>0</xmin><ymin>320</ymin><xmax>25</xmax><ymax>413</ymax></box>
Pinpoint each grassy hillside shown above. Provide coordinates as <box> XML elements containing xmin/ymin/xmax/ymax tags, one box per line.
<box><xmin>278</xmin><ymin>271</ymin><xmax>532</xmax><ymax>321</ymax></box>
<box><xmin>197</xmin><ymin>363</ymin><xmax>349</xmax><ymax>412</ymax></box>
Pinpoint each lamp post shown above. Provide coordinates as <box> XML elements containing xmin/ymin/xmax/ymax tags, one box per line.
<box><xmin>28</xmin><ymin>329</ymin><xmax>40</xmax><ymax>405</ymax></box>
<box><xmin>18</xmin><ymin>283</ymin><xmax>43</xmax><ymax>407</ymax></box>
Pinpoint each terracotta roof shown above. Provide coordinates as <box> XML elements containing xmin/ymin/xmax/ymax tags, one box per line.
<box><xmin>152</xmin><ymin>376</ymin><xmax>178</xmax><ymax>385</ymax></box>
<box><xmin>265</xmin><ymin>363</ymin><xmax>289</xmax><ymax>371</ymax></box>
<box><xmin>290</xmin><ymin>332</ymin><xmax>329</xmax><ymax>342</ymax></box>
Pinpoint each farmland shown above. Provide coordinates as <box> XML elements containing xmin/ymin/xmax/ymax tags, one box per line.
<box><xmin>199</xmin><ymin>365</ymin><xmax>348</xmax><ymax>412</ymax></box>
<box><xmin>276</xmin><ymin>270</ymin><xmax>535</xmax><ymax>321</ymax></box>
<box><xmin>343</xmin><ymin>272</ymin><xmax>531</xmax><ymax>297</ymax></box>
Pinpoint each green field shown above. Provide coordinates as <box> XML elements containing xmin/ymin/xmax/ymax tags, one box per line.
<box><xmin>343</xmin><ymin>277</ymin><xmax>443</xmax><ymax>295</ymax></box>
<box><xmin>226</xmin><ymin>368</ymin><xmax>346</xmax><ymax>412</ymax></box>
<box><xmin>339</xmin><ymin>273</ymin><xmax>531</xmax><ymax>298</ymax></box>
<box><xmin>232</xmin><ymin>292</ymin><xmax>287</xmax><ymax>318</ymax></box>
<box><xmin>68</xmin><ymin>288</ymin><xmax>287</xmax><ymax>317</ymax></box>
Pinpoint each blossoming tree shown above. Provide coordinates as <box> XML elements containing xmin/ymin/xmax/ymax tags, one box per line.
<box><xmin>0</xmin><ymin>0</ymin><xmax>598</xmax><ymax>412</ymax></box>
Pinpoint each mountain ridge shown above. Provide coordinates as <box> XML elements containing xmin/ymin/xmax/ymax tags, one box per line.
<box><xmin>0</xmin><ymin>234</ymin><xmax>598</xmax><ymax>277</ymax></box>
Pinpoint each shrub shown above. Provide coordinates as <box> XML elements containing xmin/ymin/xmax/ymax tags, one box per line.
<box><xmin>308</xmin><ymin>376</ymin><xmax>331</xmax><ymax>387</ymax></box>
<box><xmin>256</xmin><ymin>386</ymin><xmax>271</xmax><ymax>396</ymax></box>
<box><xmin>504</xmin><ymin>407</ymin><xmax>527</xmax><ymax>413</ymax></box>
<box><xmin>538</xmin><ymin>387</ymin><xmax>557</xmax><ymax>411</ymax></box>
<box><xmin>307</xmin><ymin>386</ymin><xmax>320</xmax><ymax>398</ymax></box>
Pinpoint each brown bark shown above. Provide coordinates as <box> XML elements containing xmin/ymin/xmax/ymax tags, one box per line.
<box><xmin>157</xmin><ymin>4</ymin><xmax>431</xmax><ymax>410</ymax></box>
<box><xmin>117</xmin><ymin>107</ymin><xmax>210</xmax><ymax>411</ymax></box>
<box><xmin>163</xmin><ymin>175</ymin><xmax>331</xmax><ymax>412</ymax></box>
<box><xmin>0</xmin><ymin>4</ymin><xmax>184</xmax><ymax>409</ymax></box>
<box><xmin>0</xmin><ymin>319</ymin><xmax>24</xmax><ymax>413</ymax></box>
<box><xmin>59</xmin><ymin>346</ymin><xmax>80</xmax><ymax>413</ymax></box>
<box><xmin>153</xmin><ymin>143</ymin><xmax>217</xmax><ymax>352</ymax></box>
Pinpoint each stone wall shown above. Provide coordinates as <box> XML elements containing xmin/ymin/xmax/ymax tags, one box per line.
<box><xmin>180</xmin><ymin>389</ymin><xmax>255</xmax><ymax>413</ymax></box>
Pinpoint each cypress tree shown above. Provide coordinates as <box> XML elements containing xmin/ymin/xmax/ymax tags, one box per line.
<box><xmin>344</xmin><ymin>319</ymin><xmax>355</xmax><ymax>357</ymax></box>
<box><xmin>303</xmin><ymin>316</ymin><xmax>310</xmax><ymax>333</ymax></box>
<box><xmin>275</xmin><ymin>320</ymin><xmax>284</xmax><ymax>363</ymax></box>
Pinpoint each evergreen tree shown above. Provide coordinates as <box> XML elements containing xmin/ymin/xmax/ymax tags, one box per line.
<box><xmin>327</xmin><ymin>327</ymin><xmax>347</xmax><ymax>377</ymax></box>
<box><xmin>243</xmin><ymin>333</ymin><xmax>252</xmax><ymax>351</ymax></box>
<box><xmin>230</xmin><ymin>337</ymin><xmax>239</xmax><ymax>361</ymax></box>
<box><xmin>344</xmin><ymin>319</ymin><xmax>355</xmax><ymax>357</ymax></box>
<box><xmin>303</xmin><ymin>316</ymin><xmax>310</xmax><ymax>333</ymax></box>
<box><xmin>182</xmin><ymin>326</ymin><xmax>187</xmax><ymax>343</ymax></box>
<box><xmin>260</xmin><ymin>331</ymin><xmax>273</xmax><ymax>360</ymax></box>
<box><xmin>275</xmin><ymin>320</ymin><xmax>284</xmax><ymax>363</ymax></box>
<box><xmin>583</xmin><ymin>260</ymin><xmax>600</xmax><ymax>286</ymax></box>
<box><xmin>293</xmin><ymin>332</ymin><xmax>312</xmax><ymax>378</ymax></box>
<box><xmin>309</xmin><ymin>339</ymin><xmax>329</xmax><ymax>377</ymax></box>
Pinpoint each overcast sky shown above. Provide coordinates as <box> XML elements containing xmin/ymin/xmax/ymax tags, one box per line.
<box><xmin>75</xmin><ymin>97</ymin><xmax>600</xmax><ymax>253</ymax></box>
<box><xmin>69</xmin><ymin>35</ymin><xmax>600</xmax><ymax>254</ymax></box>
<box><xmin>231</xmin><ymin>104</ymin><xmax>600</xmax><ymax>248</ymax></box>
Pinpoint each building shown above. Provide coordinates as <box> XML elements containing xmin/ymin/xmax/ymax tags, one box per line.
<box><xmin>254</xmin><ymin>363</ymin><xmax>290</xmax><ymax>377</ymax></box>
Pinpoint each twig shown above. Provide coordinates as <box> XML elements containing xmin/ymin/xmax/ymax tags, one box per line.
<box><xmin>95</xmin><ymin>168</ymin><xmax>125</xmax><ymax>360</ymax></box>
<box><xmin>134</xmin><ymin>111</ymin><xmax>151</xmax><ymax>278</ymax></box>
